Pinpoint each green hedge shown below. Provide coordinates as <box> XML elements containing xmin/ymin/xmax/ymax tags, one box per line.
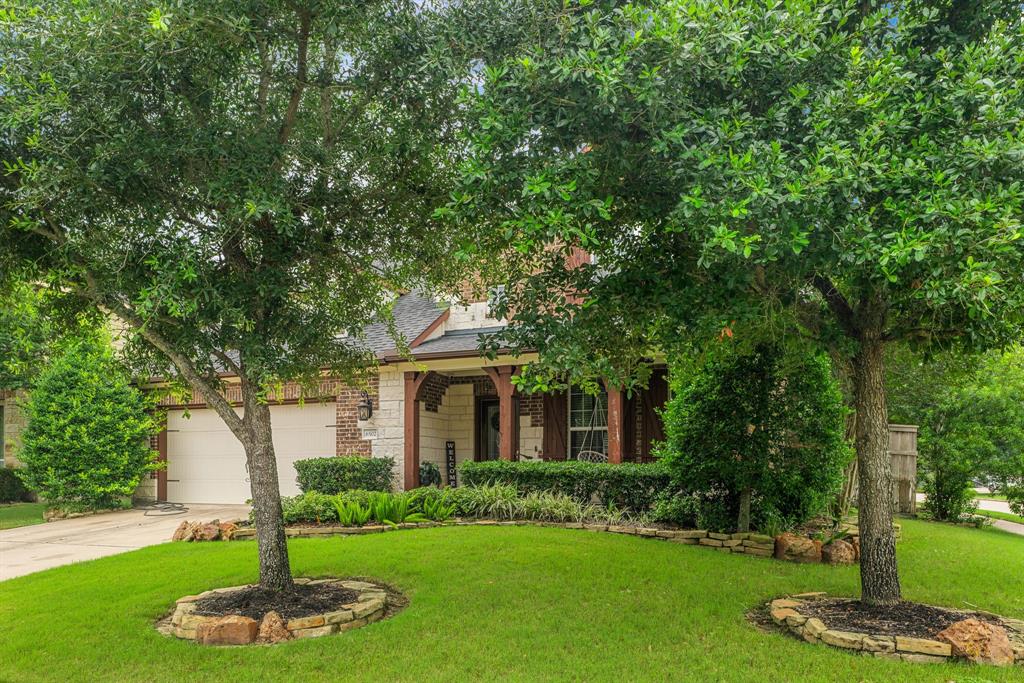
<box><xmin>294</xmin><ymin>456</ymin><xmax>394</xmax><ymax>494</ymax></box>
<box><xmin>0</xmin><ymin>468</ymin><xmax>33</xmax><ymax>503</ymax></box>
<box><xmin>459</xmin><ymin>460</ymin><xmax>669</xmax><ymax>511</ymax></box>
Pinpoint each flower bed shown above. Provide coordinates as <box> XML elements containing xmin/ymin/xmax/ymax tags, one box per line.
<box><xmin>161</xmin><ymin>578</ymin><xmax>393</xmax><ymax>646</ymax></box>
<box><xmin>768</xmin><ymin>593</ymin><xmax>1024</xmax><ymax>666</ymax></box>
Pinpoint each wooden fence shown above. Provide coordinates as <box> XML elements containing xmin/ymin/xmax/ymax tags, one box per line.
<box><xmin>889</xmin><ymin>424</ymin><xmax>919</xmax><ymax>514</ymax></box>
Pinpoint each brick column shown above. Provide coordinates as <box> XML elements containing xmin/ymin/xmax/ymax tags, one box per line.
<box><xmin>606</xmin><ymin>382</ymin><xmax>625</xmax><ymax>464</ymax></box>
<box><xmin>404</xmin><ymin>371</ymin><xmax>432</xmax><ymax>490</ymax></box>
<box><xmin>483</xmin><ymin>365</ymin><xmax>518</xmax><ymax>461</ymax></box>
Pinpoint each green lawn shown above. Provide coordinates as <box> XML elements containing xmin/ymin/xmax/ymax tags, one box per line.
<box><xmin>974</xmin><ymin>491</ymin><xmax>1009</xmax><ymax>502</ymax></box>
<box><xmin>978</xmin><ymin>509</ymin><xmax>1024</xmax><ymax>525</ymax></box>
<box><xmin>0</xmin><ymin>502</ymin><xmax>46</xmax><ymax>530</ymax></box>
<box><xmin>1</xmin><ymin>520</ymin><xmax>1022</xmax><ymax>682</ymax></box>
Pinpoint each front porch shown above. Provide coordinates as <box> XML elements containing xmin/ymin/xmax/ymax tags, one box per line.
<box><xmin>400</xmin><ymin>364</ymin><xmax>668</xmax><ymax>489</ymax></box>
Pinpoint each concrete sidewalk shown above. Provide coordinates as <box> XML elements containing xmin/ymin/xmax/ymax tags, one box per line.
<box><xmin>0</xmin><ymin>503</ymin><xmax>249</xmax><ymax>581</ymax></box>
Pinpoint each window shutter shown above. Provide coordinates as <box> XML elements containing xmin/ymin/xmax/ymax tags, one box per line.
<box><xmin>640</xmin><ymin>369</ymin><xmax>669</xmax><ymax>461</ymax></box>
<box><xmin>542</xmin><ymin>390</ymin><xmax>568</xmax><ymax>461</ymax></box>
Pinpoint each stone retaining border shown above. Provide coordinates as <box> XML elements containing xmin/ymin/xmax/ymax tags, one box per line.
<box><xmin>228</xmin><ymin>520</ymin><xmax>805</xmax><ymax>562</ymax></box>
<box><xmin>768</xmin><ymin>593</ymin><xmax>1024</xmax><ymax>666</ymax></box>
<box><xmin>166</xmin><ymin>578</ymin><xmax>389</xmax><ymax>645</ymax></box>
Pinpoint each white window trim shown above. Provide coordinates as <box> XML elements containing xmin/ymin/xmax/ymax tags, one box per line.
<box><xmin>567</xmin><ymin>384</ymin><xmax>608</xmax><ymax>459</ymax></box>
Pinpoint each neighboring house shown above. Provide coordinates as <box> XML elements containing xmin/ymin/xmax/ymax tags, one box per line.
<box><xmin>147</xmin><ymin>290</ymin><xmax>670</xmax><ymax>504</ymax></box>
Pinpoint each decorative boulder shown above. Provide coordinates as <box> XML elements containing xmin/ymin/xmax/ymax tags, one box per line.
<box><xmin>821</xmin><ymin>539</ymin><xmax>856</xmax><ymax>565</ymax></box>
<box><xmin>936</xmin><ymin>618</ymin><xmax>1014</xmax><ymax>666</ymax></box>
<box><xmin>195</xmin><ymin>520</ymin><xmax>222</xmax><ymax>541</ymax></box>
<box><xmin>257</xmin><ymin>611</ymin><xmax>292</xmax><ymax>644</ymax></box>
<box><xmin>774</xmin><ymin>533</ymin><xmax>822</xmax><ymax>563</ymax></box>
<box><xmin>197</xmin><ymin>615</ymin><xmax>259</xmax><ymax>645</ymax></box>
<box><xmin>171</xmin><ymin>521</ymin><xmax>196</xmax><ymax>542</ymax></box>
<box><xmin>218</xmin><ymin>521</ymin><xmax>238</xmax><ymax>541</ymax></box>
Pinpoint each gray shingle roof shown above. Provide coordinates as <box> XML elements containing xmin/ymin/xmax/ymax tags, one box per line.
<box><xmin>396</xmin><ymin>325</ymin><xmax>507</xmax><ymax>358</ymax></box>
<box><xmin>362</xmin><ymin>290</ymin><xmax>448</xmax><ymax>355</ymax></box>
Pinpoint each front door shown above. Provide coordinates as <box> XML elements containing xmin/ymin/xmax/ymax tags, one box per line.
<box><xmin>476</xmin><ymin>398</ymin><xmax>501</xmax><ymax>461</ymax></box>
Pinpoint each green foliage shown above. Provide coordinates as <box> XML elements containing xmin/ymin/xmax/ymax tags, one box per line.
<box><xmin>418</xmin><ymin>461</ymin><xmax>442</xmax><ymax>488</ymax></box>
<box><xmin>332</xmin><ymin>497</ymin><xmax>371</xmax><ymax>527</ymax></box>
<box><xmin>889</xmin><ymin>347</ymin><xmax>1024</xmax><ymax>518</ymax></box>
<box><xmin>649</xmin><ymin>492</ymin><xmax>700</xmax><ymax>528</ymax></box>
<box><xmin>272</xmin><ymin>491</ymin><xmax>337</xmax><ymax>525</ymax></box>
<box><xmin>1004</xmin><ymin>487</ymin><xmax>1023</xmax><ymax>518</ymax></box>
<box><xmin>448</xmin><ymin>483</ymin><xmax>519</xmax><ymax>520</ymax></box>
<box><xmin>459</xmin><ymin>460</ymin><xmax>669</xmax><ymax>511</ymax></box>
<box><xmin>0</xmin><ymin>284</ymin><xmax>49</xmax><ymax>391</ymax></box>
<box><xmin>16</xmin><ymin>335</ymin><xmax>161</xmax><ymax>511</ymax></box>
<box><xmin>295</xmin><ymin>456</ymin><xmax>394</xmax><ymax>495</ymax></box>
<box><xmin>366</xmin><ymin>491</ymin><xmax>427</xmax><ymax>528</ymax></box>
<box><xmin>0</xmin><ymin>468</ymin><xmax>32</xmax><ymax>503</ymax></box>
<box><xmin>514</xmin><ymin>491</ymin><xmax>589</xmax><ymax>523</ymax></box>
<box><xmin>658</xmin><ymin>344</ymin><xmax>852</xmax><ymax>532</ymax></box>
<box><xmin>448</xmin><ymin>0</ymin><xmax>1024</xmax><ymax>384</ymax></box>
<box><xmin>420</xmin><ymin>491</ymin><xmax>457</xmax><ymax>522</ymax></box>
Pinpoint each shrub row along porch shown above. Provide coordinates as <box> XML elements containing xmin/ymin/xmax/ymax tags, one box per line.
<box><xmin>400</xmin><ymin>363</ymin><xmax>669</xmax><ymax>489</ymax></box>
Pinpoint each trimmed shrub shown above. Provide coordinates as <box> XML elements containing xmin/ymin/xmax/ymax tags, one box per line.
<box><xmin>657</xmin><ymin>343</ymin><xmax>852</xmax><ymax>533</ymax></box>
<box><xmin>17</xmin><ymin>334</ymin><xmax>161</xmax><ymax>511</ymax></box>
<box><xmin>0</xmin><ymin>468</ymin><xmax>33</xmax><ymax>503</ymax></box>
<box><xmin>459</xmin><ymin>460</ymin><xmax>669</xmax><ymax>511</ymax></box>
<box><xmin>294</xmin><ymin>455</ymin><xmax>394</xmax><ymax>494</ymax></box>
<box><xmin>278</xmin><ymin>491</ymin><xmax>338</xmax><ymax>525</ymax></box>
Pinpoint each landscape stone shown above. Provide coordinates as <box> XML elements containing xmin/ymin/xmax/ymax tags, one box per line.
<box><xmin>821</xmin><ymin>630</ymin><xmax>865</xmax><ymax>650</ymax></box>
<box><xmin>771</xmin><ymin>608</ymin><xmax>799</xmax><ymax>625</ymax></box>
<box><xmin>895</xmin><ymin>636</ymin><xmax>952</xmax><ymax>657</ymax></box>
<box><xmin>936</xmin><ymin>618</ymin><xmax>1014</xmax><ymax>666</ymax></box>
<box><xmin>861</xmin><ymin>635</ymin><xmax>895</xmax><ymax>653</ymax></box>
<box><xmin>257</xmin><ymin>611</ymin><xmax>292</xmax><ymax>644</ymax></box>
<box><xmin>292</xmin><ymin>624</ymin><xmax>337</xmax><ymax>639</ymax></box>
<box><xmin>803</xmin><ymin>618</ymin><xmax>827</xmax><ymax>638</ymax></box>
<box><xmin>773</xmin><ymin>533</ymin><xmax>821</xmax><ymax>563</ymax></box>
<box><xmin>197</xmin><ymin>615</ymin><xmax>258</xmax><ymax>645</ymax></box>
<box><xmin>195</xmin><ymin>521</ymin><xmax>221</xmax><ymax>542</ymax></box>
<box><xmin>287</xmin><ymin>615</ymin><xmax>325</xmax><ymax>630</ymax></box>
<box><xmin>820</xmin><ymin>539</ymin><xmax>856</xmax><ymax>565</ymax></box>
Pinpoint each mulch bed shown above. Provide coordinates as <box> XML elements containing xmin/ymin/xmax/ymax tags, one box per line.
<box><xmin>192</xmin><ymin>583</ymin><xmax>359</xmax><ymax>621</ymax></box>
<box><xmin>797</xmin><ymin>598</ymin><xmax>1004</xmax><ymax>640</ymax></box>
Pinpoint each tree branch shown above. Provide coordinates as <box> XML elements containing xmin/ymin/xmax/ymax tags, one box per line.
<box><xmin>812</xmin><ymin>275</ymin><xmax>860</xmax><ymax>339</ymax></box>
<box><xmin>277</xmin><ymin>8</ymin><xmax>311</xmax><ymax>146</ymax></box>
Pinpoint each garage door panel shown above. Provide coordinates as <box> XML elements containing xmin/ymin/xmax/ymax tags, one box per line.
<box><xmin>166</xmin><ymin>403</ymin><xmax>335</xmax><ymax>504</ymax></box>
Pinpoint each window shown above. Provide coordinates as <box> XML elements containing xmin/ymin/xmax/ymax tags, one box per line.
<box><xmin>568</xmin><ymin>385</ymin><xmax>608</xmax><ymax>459</ymax></box>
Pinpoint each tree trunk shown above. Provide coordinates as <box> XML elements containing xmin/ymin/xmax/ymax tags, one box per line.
<box><xmin>737</xmin><ymin>487</ymin><xmax>751</xmax><ymax>533</ymax></box>
<box><xmin>852</xmin><ymin>335</ymin><xmax>900</xmax><ymax>606</ymax></box>
<box><xmin>242</xmin><ymin>399</ymin><xmax>294</xmax><ymax>592</ymax></box>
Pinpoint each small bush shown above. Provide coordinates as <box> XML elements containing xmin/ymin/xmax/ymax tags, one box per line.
<box><xmin>419</xmin><ymin>461</ymin><xmax>442</xmax><ymax>487</ymax></box>
<box><xmin>459</xmin><ymin>460</ymin><xmax>669</xmax><ymax>511</ymax></box>
<box><xmin>448</xmin><ymin>483</ymin><xmax>519</xmax><ymax>519</ymax></box>
<box><xmin>920</xmin><ymin>457</ymin><xmax>978</xmax><ymax>523</ymax></box>
<box><xmin>658</xmin><ymin>344</ymin><xmax>851</xmax><ymax>532</ymax></box>
<box><xmin>256</xmin><ymin>491</ymin><xmax>338</xmax><ymax>525</ymax></box>
<box><xmin>294</xmin><ymin>456</ymin><xmax>394</xmax><ymax>494</ymax></box>
<box><xmin>650</xmin><ymin>492</ymin><xmax>700</xmax><ymax>527</ymax></box>
<box><xmin>1007</xmin><ymin>485</ymin><xmax>1024</xmax><ymax>517</ymax></box>
<box><xmin>0</xmin><ymin>468</ymin><xmax>33</xmax><ymax>503</ymax></box>
<box><xmin>17</xmin><ymin>334</ymin><xmax>161</xmax><ymax>511</ymax></box>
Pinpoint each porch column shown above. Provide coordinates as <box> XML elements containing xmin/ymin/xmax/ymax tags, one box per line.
<box><xmin>404</xmin><ymin>371</ymin><xmax>432</xmax><ymax>490</ymax></box>
<box><xmin>483</xmin><ymin>365</ymin><xmax>517</xmax><ymax>461</ymax></box>
<box><xmin>606</xmin><ymin>382</ymin><xmax>626</xmax><ymax>464</ymax></box>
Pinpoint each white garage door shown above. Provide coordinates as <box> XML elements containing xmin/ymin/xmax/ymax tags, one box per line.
<box><xmin>166</xmin><ymin>403</ymin><xmax>336</xmax><ymax>504</ymax></box>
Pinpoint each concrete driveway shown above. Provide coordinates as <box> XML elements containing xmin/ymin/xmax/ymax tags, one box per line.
<box><xmin>0</xmin><ymin>503</ymin><xmax>250</xmax><ymax>581</ymax></box>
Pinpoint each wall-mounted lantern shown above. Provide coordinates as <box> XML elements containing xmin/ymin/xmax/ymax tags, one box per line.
<box><xmin>356</xmin><ymin>391</ymin><xmax>373</xmax><ymax>421</ymax></box>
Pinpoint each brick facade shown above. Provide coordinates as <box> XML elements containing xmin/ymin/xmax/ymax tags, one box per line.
<box><xmin>335</xmin><ymin>375</ymin><xmax>379</xmax><ymax>455</ymax></box>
